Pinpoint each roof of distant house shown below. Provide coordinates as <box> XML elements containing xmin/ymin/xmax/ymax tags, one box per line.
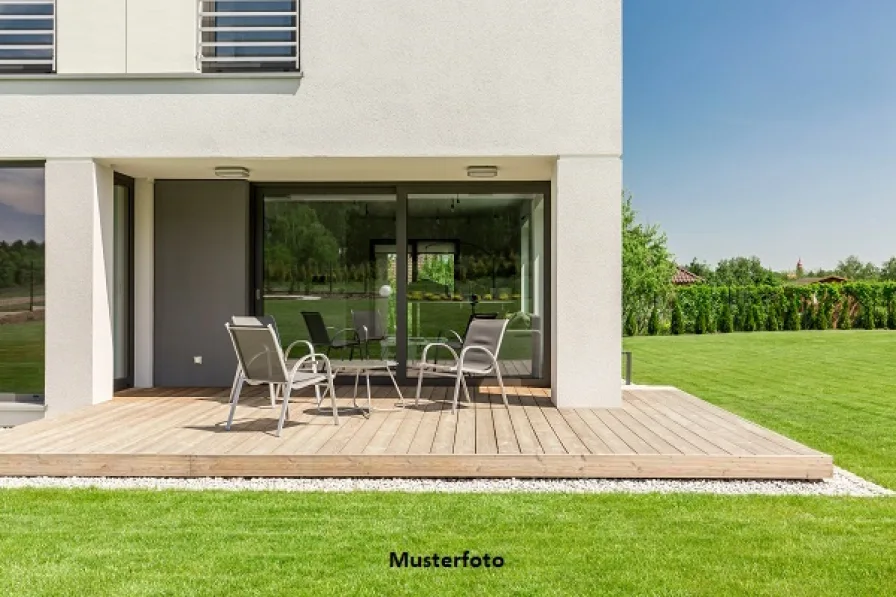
<box><xmin>672</xmin><ymin>266</ymin><xmax>704</xmax><ymax>285</ymax></box>
<box><xmin>792</xmin><ymin>275</ymin><xmax>849</xmax><ymax>285</ymax></box>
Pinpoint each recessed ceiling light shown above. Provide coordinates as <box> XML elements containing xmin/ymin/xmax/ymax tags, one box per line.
<box><xmin>214</xmin><ymin>166</ymin><xmax>251</xmax><ymax>179</ymax></box>
<box><xmin>466</xmin><ymin>165</ymin><xmax>499</xmax><ymax>178</ymax></box>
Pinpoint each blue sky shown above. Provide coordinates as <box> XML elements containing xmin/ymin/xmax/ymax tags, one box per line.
<box><xmin>624</xmin><ymin>0</ymin><xmax>896</xmax><ymax>271</ymax></box>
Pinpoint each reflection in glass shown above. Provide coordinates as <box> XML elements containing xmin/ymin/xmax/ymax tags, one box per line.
<box><xmin>0</xmin><ymin>165</ymin><xmax>45</xmax><ymax>397</ymax></box>
<box><xmin>407</xmin><ymin>193</ymin><xmax>545</xmax><ymax>379</ymax></box>
<box><xmin>262</xmin><ymin>194</ymin><xmax>398</xmax><ymax>368</ymax></box>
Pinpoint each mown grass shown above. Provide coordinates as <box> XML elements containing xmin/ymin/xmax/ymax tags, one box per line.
<box><xmin>624</xmin><ymin>330</ymin><xmax>896</xmax><ymax>488</ymax></box>
<box><xmin>0</xmin><ymin>491</ymin><xmax>893</xmax><ymax>597</ymax></box>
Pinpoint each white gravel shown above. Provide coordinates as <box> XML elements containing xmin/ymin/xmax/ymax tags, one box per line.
<box><xmin>0</xmin><ymin>467</ymin><xmax>891</xmax><ymax>497</ymax></box>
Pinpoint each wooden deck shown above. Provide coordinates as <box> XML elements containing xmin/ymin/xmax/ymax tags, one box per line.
<box><xmin>0</xmin><ymin>386</ymin><xmax>832</xmax><ymax>479</ymax></box>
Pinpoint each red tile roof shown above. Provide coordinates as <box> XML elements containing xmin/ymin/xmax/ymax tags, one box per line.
<box><xmin>672</xmin><ymin>266</ymin><xmax>704</xmax><ymax>285</ymax></box>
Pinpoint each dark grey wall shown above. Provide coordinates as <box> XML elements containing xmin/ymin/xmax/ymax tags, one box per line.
<box><xmin>154</xmin><ymin>181</ymin><xmax>250</xmax><ymax>386</ymax></box>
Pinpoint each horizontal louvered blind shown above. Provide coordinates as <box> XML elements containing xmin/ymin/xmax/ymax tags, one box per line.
<box><xmin>198</xmin><ymin>0</ymin><xmax>299</xmax><ymax>73</ymax></box>
<box><xmin>0</xmin><ymin>0</ymin><xmax>55</xmax><ymax>74</ymax></box>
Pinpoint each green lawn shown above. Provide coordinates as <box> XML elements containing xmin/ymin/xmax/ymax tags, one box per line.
<box><xmin>0</xmin><ymin>321</ymin><xmax>44</xmax><ymax>393</ymax></box>
<box><xmin>0</xmin><ymin>491</ymin><xmax>893</xmax><ymax>597</ymax></box>
<box><xmin>1</xmin><ymin>331</ymin><xmax>894</xmax><ymax>595</ymax></box>
<box><xmin>624</xmin><ymin>330</ymin><xmax>896</xmax><ymax>489</ymax></box>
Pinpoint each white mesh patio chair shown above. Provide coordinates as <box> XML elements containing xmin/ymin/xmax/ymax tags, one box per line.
<box><xmin>229</xmin><ymin>315</ymin><xmax>308</xmax><ymax>407</ymax></box>
<box><xmin>226</xmin><ymin>322</ymin><xmax>338</xmax><ymax>437</ymax></box>
<box><xmin>414</xmin><ymin>318</ymin><xmax>510</xmax><ymax>414</ymax></box>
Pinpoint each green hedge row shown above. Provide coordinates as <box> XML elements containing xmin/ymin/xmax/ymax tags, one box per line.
<box><xmin>629</xmin><ymin>282</ymin><xmax>896</xmax><ymax>336</ymax></box>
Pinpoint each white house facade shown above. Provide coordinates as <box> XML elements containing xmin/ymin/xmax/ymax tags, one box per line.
<box><xmin>0</xmin><ymin>0</ymin><xmax>622</xmax><ymax>417</ymax></box>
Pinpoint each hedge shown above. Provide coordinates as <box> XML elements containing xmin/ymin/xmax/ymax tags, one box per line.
<box><xmin>632</xmin><ymin>282</ymin><xmax>896</xmax><ymax>336</ymax></box>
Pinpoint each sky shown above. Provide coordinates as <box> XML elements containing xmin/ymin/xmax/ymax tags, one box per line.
<box><xmin>2</xmin><ymin>1</ymin><xmax>895</xmax><ymax>268</ymax></box>
<box><xmin>624</xmin><ymin>0</ymin><xmax>896</xmax><ymax>271</ymax></box>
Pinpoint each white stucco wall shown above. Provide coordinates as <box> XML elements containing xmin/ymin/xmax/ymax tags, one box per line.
<box><xmin>44</xmin><ymin>160</ymin><xmax>115</xmax><ymax>416</ymax></box>
<box><xmin>0</xmin><ymin>0</ymin><xmax>621</xmax><ymax>160</ymax></box>
<box><xmin>56</xmin><ymin>0</ymin><xmax>127</xmax><ymax>74</ymax></box>
<box><xmin>552</xmin><ymin>156</ymin><xmax>622</xmax><ymax>408</ymax></box>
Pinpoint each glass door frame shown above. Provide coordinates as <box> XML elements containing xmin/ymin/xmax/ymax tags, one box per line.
<box><xmin>250</xmin><ymin>181</ymin><xmax>552</xmax><ymax>387</ymax></box>
<box><xmin>112</xmin><ymin>173</ymin><xmax>135</xmax><ymax>391</ymax></box>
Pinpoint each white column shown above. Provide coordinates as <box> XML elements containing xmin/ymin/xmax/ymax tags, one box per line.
<box><xmin>134</xmin><ymin>178</ymin><xmax>155</xmax><ymax>388</ymax></box>
<box><xmin>551</xmin><ymin>156</ymin><xmax>622</xmax><ymax>408</ymax></box>
<box><xmin>44</xmin><ymin>160</ymin><xmax>115</xmax><ymax>416</ymax></box>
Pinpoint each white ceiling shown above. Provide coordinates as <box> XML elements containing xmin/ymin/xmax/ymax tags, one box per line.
<box><xmin>102</xmin><ymin>156</ymin><xmax>555</xmax><ymax>182</ymax></box>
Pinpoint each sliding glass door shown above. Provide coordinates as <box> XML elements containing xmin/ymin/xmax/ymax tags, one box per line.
<box><xmin>405</xmin><ymin>192</ymin><xmax>546</xmax><ymax>380</ymax></box>
<box><xmin>255</xmin><ymin>184</ymin><xmax>549</xmax><ymax>385</ymax></box>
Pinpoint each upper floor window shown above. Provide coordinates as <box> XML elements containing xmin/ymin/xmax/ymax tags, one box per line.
<box><xmin>0</xmin><ymin>0</ymin><xmax>55</xmax><ymax>74</ymax></box>
<box><xmin>199</xmin><ymin>1</ymin><xmax>299</xmax><ymax>73</ymax></box>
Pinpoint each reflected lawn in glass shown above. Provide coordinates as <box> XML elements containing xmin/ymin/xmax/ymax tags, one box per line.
<box><xmin>0</xmin><ymin>321</ymin><xmax>44</xmax><ymax>394</ymax></box>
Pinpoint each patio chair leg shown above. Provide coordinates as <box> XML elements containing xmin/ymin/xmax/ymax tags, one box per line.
<box><xmin>493</xmin><ymin>358</ymin><xmax>509</xmax><ymax>408</ymax></box>
<box><xmin>460</xmin><ymin>374</ymin><xmax>472</xmax><ymax>403</ymax></box>
<box><xmin>452</xmin><ymin>371</ymin><xmax>463</xmax><ymax>414</ymax></box>
<box><xmin>276</xmin><ymin>384</ymin><xmax>293</xmax><ymax>437</ymax></box>
<box><xmin>328</xmin><ymin>376</ymin><xmax>339</xmax><ymax>425</ymax></box>
<box><xmin>225</xmin><ymin>375</ymin><xmax>244</xmax><ymax>431</ymax></box>
<box><xmin>268</xmin><ymin>383</ymin><xmax>278</xmax><ymax>408</ymax></box>
<box><xmin>229</xmin><ymin>367</ymin><xmax>242</xmax><ymax>404</ymax></box>
<box><xmin>386</xmin><ymin>362</ymin><xmax>405</xmax><ymax>406</ymax></box>
<box><xmin>415</xmin><ymin>363</ymin><xmax>425</xmax><ymax>406</ymax></box>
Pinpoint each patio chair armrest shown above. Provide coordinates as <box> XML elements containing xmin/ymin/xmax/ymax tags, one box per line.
<box><xmin>290</xmin><ymin>352</ymin><xmax>334</xmax><ymax>379</ymax></box>
<box><xmin>283</xmin><ymin>339</ymin><xmax>314</xmax><ymax>361</ymax></box>
<box><xmin>458</xmin><ymin>345</ymin><xmax>498</xmax><ymax>372</ymax></box>
<box><xmin>420</xmin><ymin>342</ymin><xmax>459</xmax><ymax>363</ymax></box>
<box><xmin>330</xmin><ymin>327</ymin><xmax>359</xmax><ymax>344</ymax></box>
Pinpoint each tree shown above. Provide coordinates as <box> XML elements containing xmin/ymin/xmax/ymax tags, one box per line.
<box><xmin>767</xmin><ymin>306</ymin><xmax>780</xmax><ymax>331</ymax></box>
<box><xmin>888</xmin><ymin>300</ymin><xmax>896</xmax><ymax>330</ymax></box>
<box><xmin>835</xmin><ymin>255</ymin><xmax>879</xmax><ymax>281</ymax></box>
<box><xmin>717</xmin><ymin>302</ymin><xmax>734</xmax><ymax>333</ymax></box>
<box><xmin>622</xmin><ymin>191</ymin><xmax>675</xmax><ymax>335</ymax></box>
<box><xmin>670</xmin><ymin>300</ymin><xmax>684</xmax><ymax>335</ymax></box>
<box><xmin>714</xmin><ymin>256</ymin><xmax>780</xmax><ymax>286</ymax></box>
<box><xmin>624</xmin><ymin>310</ymin><xmax>638</xmax><ymax>337</ymax></box>
<box><xmin>647</xmin><ymin>307</ymin><xmax>660</xmax><ymax>336</ymax></box>
<box><xmin>684</xmin><ymin>258</ymin><xmax>714</xmax><ymax>282</ymax></box>
<box><xmin>838</xmin><ymin>299</ymin><xmax>852</xmax><ymax>330</ymax></box>
<box><xmin>880</xmin><ymin>257</ymin><xmax>896</xmax><ymax>282</ymax></box>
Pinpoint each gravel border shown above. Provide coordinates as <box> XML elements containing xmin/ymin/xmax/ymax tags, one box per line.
<box><xmin>0</xmin><ymin>467</ymin><xmax>891</xmax><ymax>497</ymax></box>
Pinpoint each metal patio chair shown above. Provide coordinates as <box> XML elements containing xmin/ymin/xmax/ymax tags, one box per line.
<box><xmin>414</xmin><ymin>318</ymin><xmax>510</xmax><ymax>414</ymax></box>
<box><xmin>226</xmin><ymin>322</ymin><xmax>338</xmax><ymax>437</ymax></box>
<box><xmin>351</xmin><ymin>309</ymin><xmax>389</xmax><ymax>359</ymax></box>
<box><xmin>301</xmin><ymin>311</ymin><xmax>360</xmax><ymax>359</ymax></box>
<box><xmin>432</xmin><ymin>312</ymin><xmax>498</xmax><ymax>363</ymax></box>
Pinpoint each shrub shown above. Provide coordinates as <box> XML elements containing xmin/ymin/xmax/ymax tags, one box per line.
<box><xmin>624</xmin><ymin>310</ymin><xmax>638</xmax><ymax>337</ymax></box>
<box><xmin>839</xmin><ymin>300</ymin><xmax>852</xmax><ymax>330</ymax></box>
<box><xmin>875</xmin><ymin>307</ymin><xmax>887</xmax><ymax>329</ymax></box>
<box><xmin>752</xmin><ymin>304</ymin><xmax>765</xmax><ymax>331</ymax></box>
<box><xmin>717</xmin><ymin>303</ymin><xmax>734</xmax><ymax>333</ymax></box>
<box><xmin>767</xmin><ymin>306</ymin><xmax>780</xmax><ymax>331</ymax></box>
<box><xmin>783</xmin><ymin>298</ymin><xmax>801</xmax><ymax>331</ymax></box>
<box><xmin>818</xmin><ymin>302</ymin><xmax>831</xmax><ymax>330</ymax></box>
<box><xmin>671</xmin><ymin>301</ymin><xmax>684</xmax><ymax>335</ymax></box>
<box><xmin>743</xmin><ymin>304</ymin><xmax>756</xmax><ymax>332</ymax></box>
<box><xmin>647</xmin><ymin>307</ymin><xmax>660</xmax><ymax>336</ymax></box>
<box><xmin>863</xmin><ymin>306</ymin><xmax>876</xmax><ymax>330</ymax></box>
<box><xmin>888</xmin><ymin>300</ymin><xmax>896</xmax><ymax>330</ymax></box>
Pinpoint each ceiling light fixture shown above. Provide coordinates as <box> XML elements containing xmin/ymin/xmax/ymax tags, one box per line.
<box><xmin>466</xmin><ymin>165</ymin><xmax>499</xmax><ymax>178</ymax></box>
<box><xmin>214</xmin><ymin>166</ymin><xmax>251</xmax><ymax>179</ymax></box>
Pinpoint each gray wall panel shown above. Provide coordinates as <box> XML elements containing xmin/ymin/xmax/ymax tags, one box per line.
<box><xmin>154</xmin><ymin>181</ymin><xmax>249</xmax><ymax>386</ymax></box>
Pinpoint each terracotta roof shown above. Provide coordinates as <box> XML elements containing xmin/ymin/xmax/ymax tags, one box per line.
<box><xmin>672</xmin><ymin>266</ymin><xmax>704</xmax><ymax>285</ymax></box>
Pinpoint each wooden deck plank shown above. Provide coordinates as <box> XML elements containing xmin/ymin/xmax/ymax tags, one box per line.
<box><xmin>487</xmin><ymin>389</ymin><xmax>520</xmax><ymax>455</ymax></box>
<box><xmin>625</xmin><ymin>395</ymin><xmax>738</xmax><ymax>455</ymax></box>
<box><xmin>0</xmin><ymin>384</ymin><xmax>832</xmax><ymax>480</ymax></box>
<box><xmin>518</xmin><ymin>387</ymin><xmax>567</xmax><ymax>454</ymax></box>
<box><xmin>652</xmin><ymin>390</ymin><xmax>796</xmax><ymax>456</ymax></box>
<box><xmin>502</xmin><ymin>389</ymin><xmax>542</xmax><ymax>454</ymax></box>
<box><xmin>384</xmin><ymin>385</ymin><xmax>433</xmax><ymax>454</ymax></box>
<box><xmin>409</xmin><ymin>386</ymin><xmax>447</xmax><ymax>454</ymax></box>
